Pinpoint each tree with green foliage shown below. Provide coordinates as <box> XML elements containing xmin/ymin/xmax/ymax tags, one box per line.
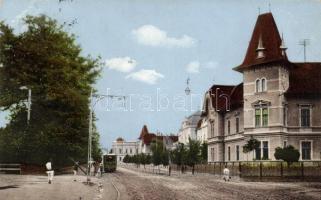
<box><xmin>0</xmin><ymin>15</ymin><xmax>102</xmax><ymax>167</ymax></box>
<box><xmin>170</xmin><ymin>143</ymin><xmax>186</xmax><ymax>171</ymax></box>
<box><xmin>161</xmin><ymin>149</ymin><xmax>169</xmax><ymax>166</ymax></box>
<box><xmin>185</xmin><ymin>138</ymin><xmax>202</xmax><ymax>174</ymax></box>
<box><xmin>200</xmin><ymin>142</ymin><xmax>208</xmax><ymax>163</ymax></box>
<box><xmin>243</xmin><ymin>136</ymin><xmax>260</xmax><ymax>160</ymax></box>
<box><xmin>274</xmin><ymin>145</ymin><xmax>300</xmax><ymax>166</ymax></box>
<box><xmin>123</xmin><ymin>155</ymin><xmax>130</xmax><ymax>163</ymax></box>
<box><xmin>151</xmin><ymin>140</ymin><xmax>164</xmax><ymax>166</ymax></box>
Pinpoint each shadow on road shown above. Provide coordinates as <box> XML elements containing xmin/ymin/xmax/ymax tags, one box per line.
<box><xmin>0</xmin><ymin>185</ymin><xmax>19</xmax><ymax>190</ymax></box>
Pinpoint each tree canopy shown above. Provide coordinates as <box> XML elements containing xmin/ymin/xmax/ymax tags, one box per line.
<box><xmin>0</xmin><ymin>15</ymin><xmax>102</xmax><ymax>167</ymax></box>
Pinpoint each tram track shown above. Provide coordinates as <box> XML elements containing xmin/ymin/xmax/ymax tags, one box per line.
<box><xmin>108</xmin><ymin>173</ymin><xmax>121</xmax><ymax>200</ymax></box>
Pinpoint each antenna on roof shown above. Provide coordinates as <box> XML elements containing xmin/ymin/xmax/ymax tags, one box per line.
<box><xmin>258</xmin><ymin>7</ymin><xmax>261</xmax><ymax>15</ymax></box>
<box><xmin>268</xmin><ymin>3</ymin><xmax>271</xmax><ymax>12</ymax></box>
<box><xmin>299</xmin><ymin>39</ymin><xmax>310</xmax><ymax>62</ymax></box>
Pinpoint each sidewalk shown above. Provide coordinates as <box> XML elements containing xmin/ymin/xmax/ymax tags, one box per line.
<box><xmin>0</xmin><ymin>174</ymin><xmax>102</xmax><ymax>200</ymax></box>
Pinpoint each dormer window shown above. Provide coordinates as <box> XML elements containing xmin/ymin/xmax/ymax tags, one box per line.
<box><xmin>256</xmin><ymin>34</ymin><xmax>265</xmax><ymax>59</ymax></box>
<box><xmin>280</xmin><ymin>33</ymin><xmax>287</xmax><ymax>57</ymax></box>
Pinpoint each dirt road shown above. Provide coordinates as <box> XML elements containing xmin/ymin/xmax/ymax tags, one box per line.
<box><xmin>1</xmin><ymin>168</ymin><xmax>320</xmax><ymax>200</ymax></box>
<box><xmin>0</xmin><ymin>174</ymin><xmax>117</xmax><ymax>200</ymax></box>
<box><xmin>109</xmin><ymin>166</ymin><xmax>321</xmax><ymax>200</ymax></box>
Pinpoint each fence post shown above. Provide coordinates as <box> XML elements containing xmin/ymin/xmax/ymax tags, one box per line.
<box><xmin>280</xmin><ymin>162</ymin><xmax>283</xmax><ymax>177</ymax></box>
<box><xmin>301</xmin><ymin>162</ymin><xmax>304</xmax><ymax>179</ymax></box>
<box><xmin>259</xmin><ymin>162</ymin><xmax>262</xmax><ymax>178</ymax></box>
<box><xmin>239</xmin><ymin>162</ymin><xmax>242</xmax><ymax>177</ymax></box>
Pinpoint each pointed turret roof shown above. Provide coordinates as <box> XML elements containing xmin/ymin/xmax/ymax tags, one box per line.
<box><xmin>139</xmin><ymin>125</ymin><xmax>149</xmax><ymax>139</ymax></box>
<box><xmin>234</xmin><ymin>13</ymin><xmax>289</xmax><ymax>72</ymax></box>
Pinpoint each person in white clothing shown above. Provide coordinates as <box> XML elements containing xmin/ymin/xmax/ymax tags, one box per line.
<box><xmin>46</xmin><ymin>161</ymin><xmax>54</xmax><ymax>184</ymax></box>
<box><xmin>223</xmin><ymin>166</ymin><xmax>231</xmax><ymax>182</ymax></box>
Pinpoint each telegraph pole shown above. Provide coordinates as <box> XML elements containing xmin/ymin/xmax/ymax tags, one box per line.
<box><xmin>87</xmin><ymin>88</ymin><xmax>126</xmax><ymax>184</ymax></box>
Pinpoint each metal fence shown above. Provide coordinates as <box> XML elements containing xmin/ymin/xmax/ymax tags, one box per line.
<box><xmin>120</xmin><ymin>161</ymin><xmax>321</xmax><ymax>180</ymax></box>
<box><xmin>191</xmin><ymin>161</ymin><xmax>321</xmax><ymax>179</ymax></box>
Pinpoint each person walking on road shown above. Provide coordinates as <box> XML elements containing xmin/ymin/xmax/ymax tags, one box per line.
<box><xmin>46</xmin><ymin>160</ymin><xmax>54</xmax><ymax>184</ymax></box>
<box><xmin>73</xmin><ymin>162</ymin><xmax>79</xmax><ymax>181</ymax></box>
<box><xmin>223</xmin><ymin>165</ymin><xmax>231</xmax><ymax>182</ymax></box>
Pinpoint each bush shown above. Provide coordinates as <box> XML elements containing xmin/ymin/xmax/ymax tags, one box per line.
<box><xmin>274</xmin><ymin>145</ymin><xmax>300</xmax><ymax>166</ymax></box>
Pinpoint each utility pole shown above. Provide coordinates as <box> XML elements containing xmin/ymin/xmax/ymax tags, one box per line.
<box><xmin>299</xmin><ymin>39</ymin><xmax>310</xmax><ymax>62</ymax></box>
<box><xmin>87</xmin><ymin>88</ymin><xmax>126</xmax><ymax>184</ymax></box>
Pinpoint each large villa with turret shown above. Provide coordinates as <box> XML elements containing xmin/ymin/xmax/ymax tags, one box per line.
<box><xmin>197</xmin><ymin>12</ymin><xmax>321</xmax><ymax>162</ymax></box>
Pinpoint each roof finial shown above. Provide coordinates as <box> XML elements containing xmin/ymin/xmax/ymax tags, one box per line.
<box><xmin>269</xmin><ymin>3</ymin><xmax>271</xmax><ymax>12</ymax></box>
<box><xmin>258</xmin><ymin>7</ymin><xmax>261</xmax><ymax>15</ymax></box>
<box><xmin>280</xmin><ymin>33</ymin><xmax>287</xmax><ymax>56</ymax></box>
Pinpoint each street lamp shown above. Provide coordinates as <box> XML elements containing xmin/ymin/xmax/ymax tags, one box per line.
<box><xmin>185</xmin><ymin>77</ymin><xmax>191</xmax><ymax>95</ymax></box>
<box><xmin>87</xmin><ymin>88</ymin><xmax>126</xmax><ymax>183</ymax></box>
<box><xmin>19</xmin><ymin>86</ymin><xmax>32</xmax><ymax>124</ymax></box>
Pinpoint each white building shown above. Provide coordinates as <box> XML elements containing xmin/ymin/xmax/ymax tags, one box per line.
<box><xmin>196</xmin><ymin>118</ymin><xmax>208</xmax><ymax>144</ymax></box>
<box><xmin>111</xmin><ymin>137</ymin><xmax>138</xmax><ymax>162</ymax></box>
<box><xmin>178</xmin><ymin>111</ymin><xmax>202</xmax><ymax>144</ymax></box>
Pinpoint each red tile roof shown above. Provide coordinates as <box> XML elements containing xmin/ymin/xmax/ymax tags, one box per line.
<box><xmin>139</xmin><ymin>125</ymin><xmax>149</xmax><ymax>139</ymax></box>
<box><xmin>286</xmin><ymin>62</ymin><xmax>321</xmax><ymax>97</ymax></box>
<box><xmin>138</xmin><ymin>125</ymin><xmax>178</xmax><ymax>145</ymax></box>
<box><xmin>203</xmin><ymin>83</ymin><xmax>243</xmax><ymax>115</ymax></box>
<box><xmin>234</xmin><ymin>12</ymin><xmax>289</xmax><ymax>72</ymax></box>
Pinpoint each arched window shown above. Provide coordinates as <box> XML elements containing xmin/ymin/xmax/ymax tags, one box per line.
<box><xmin>256</xmin><ymin>79</ymin><xmax>261</xmax><ymax>93</ymax></box>
<box><xmin>261</xmin><ymin>78</ymin><xmax>266</xmax><ymax>92</ymax></box>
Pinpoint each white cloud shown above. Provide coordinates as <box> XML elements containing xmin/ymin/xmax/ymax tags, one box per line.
<box><xmin>105</xmin><ymin>57</ymin><xmax>137</xmax><ymax>73</ymax></box>
<box><xmin>204</xmin><ymin>61</ymin><xmax>219</xmax><ymax>69</ymax></box>
<box><xmin>186</xmin><ymin>61</ymin><xmax>200</xmax><ymax>73</ymax></box>
<box><xmin>132</xmin><ymin>25</ymin><xmax>196</xmax><ymax>48</ymax></box>
<box><xmin>126</xmin><ymin>69</ymin><xmax>164</xmax><ymax>84</ymax></box>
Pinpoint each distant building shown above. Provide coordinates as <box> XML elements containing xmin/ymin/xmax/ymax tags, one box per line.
<box><xmin>138</xmin><ymin>125</ymin><xmax>178</xmax><ymax>154</ymax></box>
<box><xmin>203</xmin><ymin>12</ymin><xmax>321</xmax><ymax>162</ymax></box>
<box><xmin>111</xmin><ymin>137</ymin><xmax>138</xmax><ymax>162</ymax></box>
<box><xmin>178</xmin><ymin>111</ymin><xmax>202</xmax><ymax>144</ymax></box>
<box><xmin>196</xmin><ymin>118</ymin><xmax>208</xmax><ymax>144</ymax></box>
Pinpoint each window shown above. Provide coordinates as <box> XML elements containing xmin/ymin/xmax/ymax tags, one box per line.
<box><xmin>227</xmin><ymin>120</ymin><xmax>231</xmax><ymax>135</ymax></box>
<box><xmin>262</xmin><ymin>141</ymin><xmax>269</xmax><ymax>159</ymax></box>
<box><xmin>301</xmin><ymin>141</ymin><xmax>311</xmax><ymax>160</ymax></box>
<box><xmin>119</xmin><ymin>148</ymin><xmax>122</xmax><ymax>154</ymax></box>
<box><xmin>301</xmin><ymin>106</ymin><xmax>311</xmax><ymax>127</ymax></box>
<box><xmin>130</xmin><ymin>149</ymin><xmax>132</xmax><ymax>154</ymax></box>
<box><xmin>256</xmin><ymin>79</ymin><xmax>261</xmax><ymax>93</ymax></box>
<box><xmin>255</xmin><ymin>105</ymin><xmax>268</xmax><ymax>127</ymax></box>
<box><xmin>255</xmin><ymin>109</ymin><xmax>261</xmax><ymax>127</ymax></box>
<box><xmin>283</xmin><ymin>106</ymin><xmax>287</xmax><ymax>126</ymax></box>
<box><xmin>236</xmin><ymin>145</ymin><xmax>240</xmax><ymax>161</ymax></box>
<box><xmin>283</xmin><ymin>140</ymin><xmax>287</xmax><ymax>148</ymax></box>
<box><xmin>255</xmin><ymin>141</ymin><xmax>269</xmax><ymax>160</ymax></box>
<box><xmin>210</xmin><ymin>121</ymin><xmax>215</xmax><ymax>138</ymax></box>
<box><xmin>262</xmin><ymin>108</ymin><xmax>268</xmax><ymax>127</ymax></box>
<box><xmin>125</xmin><ymin>149</ymin><xmax>128</xmax><ymax>154</ymax></box>
<box><xmin>211</xmin><ymin>148</ymin><xmax>215</xmax><ymax>162</ymax></box>
<box><xmin>255</xmin><ymin>143</ymin><xmax>261</xmax><ymax>160</ymax></box>
<box><xmin>228</xmin><ymin>146</ymin><xmax>231</xmax><ymax>161</ymax></box>
<box><xmin>261</xmin><ymin>78</ymin><xmax>266</xmax><ymax>92</ymax></box>
<box><xmin>236</xmin><ymin>118</ymin><xmax>239</xmax><ymax>133</ymax></box>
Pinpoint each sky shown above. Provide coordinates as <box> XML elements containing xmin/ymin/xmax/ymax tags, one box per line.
<box><xmin>1</xmin><ymin>0</ymin><xmax>321</xmax><ymax>149</ymax></box>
